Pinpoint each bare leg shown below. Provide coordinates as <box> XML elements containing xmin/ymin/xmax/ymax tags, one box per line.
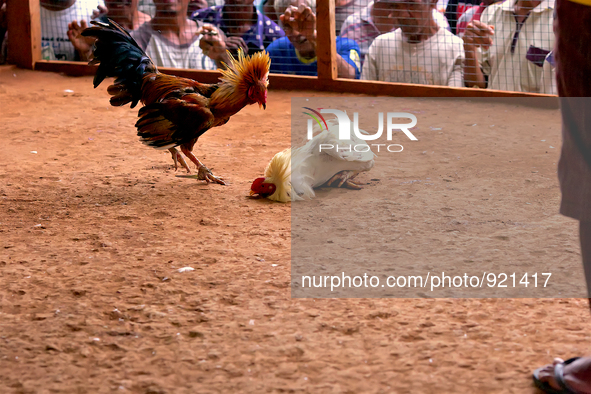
<box><xmin>533</xmin><ymin>1</ymin><xmax>591</xmax><ymax>391</ymax></box>
<box><xmin>180</xmin><ymin>145</ymin><xmax>226</xmax><ymax>185</ymax></box>
<box><xmin>533</xmin><ymin>224</ymin><xmax>591</xmax><ymax>392</ymax></box>
<box><xmin>168</xmin><ymin>147</ymin><xmax>190</xmax><ymax>172</ymax></box>
<box><xmin>580</xmin><ymin>221</ymin><xmax>591</xmax><ymax>311</ymax></box>
<box><xmin>326</xmin><ymin>171</ymin><xmax>362</xmax><ymax>189</ymax></box>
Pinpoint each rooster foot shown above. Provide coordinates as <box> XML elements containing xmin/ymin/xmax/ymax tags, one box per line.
<box><xmin>169</xmin><ymin>148</ymin><xmax>190</xmax><ymax>172</ymax></box>
<box><xmin>197</xmin><ymin>165</ymin><xmax>226</xmax><ymax>185</ymax></box>
<box><xmin>343</xmin><ymin>180</ymin><xmax>363</xmax><ymax>190</ymax></box>
<box><xmin>327</xmin><ymin>171</ymin><xmax>362</xmax><ymax>189</ymax></box>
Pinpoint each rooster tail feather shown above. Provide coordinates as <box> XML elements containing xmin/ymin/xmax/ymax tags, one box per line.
<box><xmin>135</xmin><ymin>104</ymin><xmax>177</xmax><ymax>150</ymax></box>
<box><xmin>82</xmin><ymin>19</ymin><xmax>156</xmax><ymax>108</ymax></box>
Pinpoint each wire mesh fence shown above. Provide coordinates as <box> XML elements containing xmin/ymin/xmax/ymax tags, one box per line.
<box><xmin>33</xmin><ymin>0</ymin><xmax>556</xmax><ymax>94</ymax></box>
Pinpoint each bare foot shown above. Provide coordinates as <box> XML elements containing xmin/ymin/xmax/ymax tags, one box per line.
<box><xmin>534</xmin><ymin>357</ymin><xmax>591</xmax><ymax>393</ymax></box>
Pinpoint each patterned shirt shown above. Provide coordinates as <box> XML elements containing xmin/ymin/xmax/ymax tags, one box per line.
<box><xmin>191</xmin><ymin>5</ymin><xmax>284</xmax><ymax>55</ymax></box>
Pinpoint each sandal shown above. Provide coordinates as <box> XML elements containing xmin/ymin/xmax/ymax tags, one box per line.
<box><xmin>533</xmin><ymin>358</ymin><xmax>582</xmax><ymax>394</ymax></box>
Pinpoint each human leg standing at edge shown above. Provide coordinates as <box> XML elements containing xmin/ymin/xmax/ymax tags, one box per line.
<box><xmin>532</xmin><ymin>0</ymin><xmax>591</xmax><ymax>392</ymax></box>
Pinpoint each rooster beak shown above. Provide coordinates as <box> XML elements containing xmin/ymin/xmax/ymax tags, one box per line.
<box><xmin>249</xmin><ymin>190</ymin><xmax>257</xmax><ymax>196</ymax></box>
<box><xmin>260</xmin><ymin>103</ymin><xmax>266</xmax><ymax>110</ymax></box>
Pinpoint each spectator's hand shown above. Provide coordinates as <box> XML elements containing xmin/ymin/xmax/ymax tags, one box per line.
<box><xmin>67</xmin><ymin>20</ymin><xmax>95</xmax><ymax>61</ymax></box>
<box><xmin>225</xmin><ymin>36</ymin><xmax>248</xmax><ymax>56</ymax></box>
<box><xmin>280</xmin><ymin>5</ymin><xmax>317</xmax><ymax>48</ymax></box>
<box><xmin>91</xmin><ymin>5</ymin><xmax>108</xmax><ymax>20</ymax></box>
<box><xmin>198</xmin><ymin>24</ymin><xmax>232</xmax><ymax>65</ymax></box>
<box><xmin>463</xmin><ymin>20</ymin><xmax>494</xmax><ymax>50</ymax></box>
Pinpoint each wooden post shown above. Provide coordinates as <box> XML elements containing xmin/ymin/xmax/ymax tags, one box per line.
<box><xmin>316</xmin><ymin>0</ymin><xmax>337</xmax><ymax>81</ymax></box>
<box><xmin>6</xmin><ymin>0</ymin><xmax>41</xmax><ymax>69</ymax></box>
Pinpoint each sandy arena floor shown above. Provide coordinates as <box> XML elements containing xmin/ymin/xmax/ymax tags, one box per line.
<box><xmin>1</xmin><ymin>65</ymin><xmax>591</xmax><ymax>394</ymax></box>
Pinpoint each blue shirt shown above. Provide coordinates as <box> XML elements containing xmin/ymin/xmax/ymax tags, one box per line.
<box><xmin>192</xmin><ymin>5</ymin><xmax>284</xmax><ymax>55</ymax></box>
<box><xmin>266</xmin><ymin>36</ymin><xmax>361</xmax><ymax>79</ymax></box>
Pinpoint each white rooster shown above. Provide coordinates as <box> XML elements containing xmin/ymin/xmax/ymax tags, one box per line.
<box><xmin>250</xmin><ymin>118</ymin><xmax>376</xmax><ymax>202</ymax></box>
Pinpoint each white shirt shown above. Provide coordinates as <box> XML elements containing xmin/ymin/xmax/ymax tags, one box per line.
<box><xmin>433</xmin><ymin>9</ymin><xmax>451</xmax><ymax>31</ymax></box>
<box><xmin>361</xmin><ymin>27</ymin><xmax>465</xmax><ymax>87</ymax></box>
<box><xmin>131</xmin><ymin>23</ymin><xmax>216</xmax><ymax>70</ymax></box>
<box><xmin>40</xmin><ymin>0</ymin><xmax>105</xmax><ymax>61</ymax></box>
<box><xmin>340</xmin><ymin>4</ymin><xmax>450</xmax><ymax>64</ymax></box>
<box><xmin>479</xmin><ymin>0</ymin><xmax>556</xmax><ymax>94</ymax></box>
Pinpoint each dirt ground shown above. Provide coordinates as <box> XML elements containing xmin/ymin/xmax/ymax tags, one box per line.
<box><xmin>1</xmin><ymin>65</ymin><xmax>591</xmax><ymax>394</ymax></box>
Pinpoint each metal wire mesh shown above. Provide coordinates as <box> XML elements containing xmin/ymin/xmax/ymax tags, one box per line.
<box><xmin>40</xmin><ymin>0</ymin><xmax>104</xmax><ymax>61</ymax></box>
<box><xmin>36</xmin><ymin>0</ymin><xmax>557</xmax><ymax>94</ymax></box>
<box><xmin>346</xmin><ymin>0</ymin><xmax>555</xmax><ymax>93</ymax></box>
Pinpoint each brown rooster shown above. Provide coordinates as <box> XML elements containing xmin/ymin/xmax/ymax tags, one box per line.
<box><xmin>81</xmin><ymin>19</ymin><xmax>270</xmax><ymax>184</ymax></box>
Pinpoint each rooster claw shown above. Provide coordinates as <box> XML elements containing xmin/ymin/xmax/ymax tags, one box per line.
<box><xmin>198</xmin><ymin>165</ymin><xmax>226</xmax><ymax>185</ymax></box>
<box><xmin>169</xmin><ymin>147</ymin><xmax>191</xmax><ymax>173</ymax></box>
<box><xmin>343</xmin><ymin>180</ymin><xmax>363</xmax><ymax>190</ymax></box>
<box><xmin>327</xmin><ymin>171</ymin><xmax>362</xmax><ymax>189</ymax></box>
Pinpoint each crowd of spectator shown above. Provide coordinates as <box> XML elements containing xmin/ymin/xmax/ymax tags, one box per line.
<box><xmin>0</xmin><ymin>0</ymin><xmax>556</xmax><ymax>94</ymax></box>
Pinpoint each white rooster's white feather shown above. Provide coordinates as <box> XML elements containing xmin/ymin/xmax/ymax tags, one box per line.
<box><xmin>263</xmin><ymin>148</ymin><xmax>292</xmax><ymax>202</ymax></box>
<box><xmin>263</xmin><ymin>117</ymin><xmax>376</xmax><ymax>203</ymax></box>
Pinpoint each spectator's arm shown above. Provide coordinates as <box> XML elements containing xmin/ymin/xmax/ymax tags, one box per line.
<box><xmin>447</xmin><ymin>40</ymin><xmax>465</xmax><ymax>87</ymax></box>
<box><xmin>463</xmin><ymin>43</ymin><xmax>486</xmax><ymax>88</ymax></box>
<box><xmin>198</xmin><ymin>25</ymin><xmax>232</xmax><ymax>68</ymax></box>
<box><xmin>462</xmin><ymin>20</ymin><xmax>494</xmax><ymax>88</ymax></box>
<box><xmin>448</xmin><ymin>52</ymin><xmax>464</xmax><ymax>87</ymax></box>
<box><xmin>335</xmin><ymin>39</ymin><xmax>361</xmax><ymax>79</ymax></box>
<box><xmin>335</xmin><ymin>52</ymin><xmax>357</xmax><ymax>79</ymax></box>
<box><xmin>303</xmin><ymin>34</ymin><xmax>357</xmax><ymax>79</ymax></box>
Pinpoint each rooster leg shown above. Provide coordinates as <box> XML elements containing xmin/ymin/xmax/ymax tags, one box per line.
<box><xmin>327</xmin><ymin>171</ymin><xmax>362</xmax><ymax>189</ymax></box>
<box><xmin>180</xmin><ymin>146</ymin><xmax>226</xmax><ymax>185</ymax></box>
<box><xmin>168</xmin><ymin>148</ymin><xmax>190</xmax><ymax>172</ymax></box>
